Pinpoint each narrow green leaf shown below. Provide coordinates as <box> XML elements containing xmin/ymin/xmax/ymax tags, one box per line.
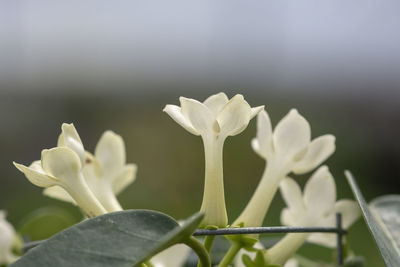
<box><xmin>11</xmin><ymin>210</ymin><xmax>203</xmax><ymax>267</ymax></box>
<box><xmin>345</xmin><ymin>171</ymin><xmax>400</xmax><ymax>267</ymax></box>
<box><xmin>370</xmin><ymin>195</ymin><xmax>400</xmax><ymax>254</ymax></box>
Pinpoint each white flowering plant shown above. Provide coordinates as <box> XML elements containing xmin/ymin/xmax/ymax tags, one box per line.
<box><xmin>1</xmin><ymin>92</ymin><xmax>398</xmax><ymax>267</ymax></box>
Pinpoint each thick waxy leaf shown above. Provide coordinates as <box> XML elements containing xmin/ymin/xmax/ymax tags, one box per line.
<box><xmin>370</xmin><ymin>195</ymin><xmax>400</xmax><ymax>254</ymax></box>
<box><xmin>12</xmin><ymin>210</ymin><xmax>203</xmax><ymax>267</ymax></box>
<box><xmin>345</xmin><ymin>171</ymin><xmax>400</xmax><ymax>267</ymax></box>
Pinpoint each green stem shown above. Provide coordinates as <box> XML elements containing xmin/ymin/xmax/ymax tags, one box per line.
<box><xmin>217</xmin><ymin>241</ymin><xmax>241</xmax><ymax>267</ymax></box>
<box><xmin>197</xmin><ymin>235</ymin><xmax>215</xmax><ymax>267</ymax></box>
<box><xmin>143</xmin><ymin>260</ymin><xmax>155</xmax><ymax>267</ymax></box>
<box><xmin>184</xmin><ymin>237</ymin><xmax>211</xmax><ymax>267</ymax></box>
<box><xmin>204</xmin><ymin>235</ymin><xmax>216</xmax><ymax>253</ymax></box>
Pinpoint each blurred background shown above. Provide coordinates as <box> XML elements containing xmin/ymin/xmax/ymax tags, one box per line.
<box><xmin>1</xmin><ymin>1</ymin><xmax>399</xmax><ymax>266</ymax></box>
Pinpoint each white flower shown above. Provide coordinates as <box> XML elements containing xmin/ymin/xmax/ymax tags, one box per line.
<box><xmin>280</xmin><ymin>166</ymin><xmax>360</xmax><ymax>247</ymax></box>
<box><xmin>152</xmin><ymin>244</ymin><xmax>190</xmax><ymax>267</ymax></box>
<box><xmin>14</xmin><ymin>123</ymin><xmax>107</xmax><ymax>218</ymax></box>
<box><xmin>44</xmin><ymin>130</ymin><xmax>137</xmax><ymax>212</ymax></box>
<box><xmin>0</xmin><ymin>211</ymin><xmax>18</xmax><ymax>265</ymax></box>
<box><xmin>234</xmin><ymin>110</ymin><xmax>335</xmax><ymax>229</ymax></box>
<box><xmin>164</xmin><ymin>93</ymin><xmax>263</xmax><ymax>227</ymax></box>
<box><xmin>263</xmin><ymin>166</ymin><xmax>360</xmax><ymax>266</ymax></box>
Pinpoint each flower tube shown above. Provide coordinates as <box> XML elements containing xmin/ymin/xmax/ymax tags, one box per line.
<box><xmin>164</xmin><ymin>93</ymin><xmax>263</xmax><ymax>227</ymax></box>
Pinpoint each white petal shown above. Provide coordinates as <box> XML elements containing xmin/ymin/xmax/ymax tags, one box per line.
<box><xmin>293</xmin><ymin>135</ymin><xmax>336</xmax><ymax>174</ymax></box>
<box><xmin>216</xmin><ymin>94</ymin><xmax>252</xmax><ymax>136</ymax></box>
<box><xmin>250</xmin><ymin>105</ymin><xmax>265</xmax><ymax>119</ymax></box>
<box><xmin>112</xmin><ymin>164</ymin><xmax>137</xmax><ymax>195</ymax></box>
<box><xmin>304</xmin><ymin>166</ymin><xmax>336</xmax><ymax>219</ymax></box>
<box><xmin>95</xmin><ymin>131</ymin><xmax>125</xmax><ymax>176</ymax></box>
<box><xmin>0</xmin><ymin>211</ymin><xmax>17</xmax><ymax>264</ymax></box>
<box><xmin>280</xmin><ymin>177</ymin><xmax>305</xmax><ymax>213</ymax></box>
<box><xmin>203</xmin><ymin>92</ymin><xmax>229</xmax><ymax>116</ymax></box>
<box><xmin>335</xmin><ymin>199</ymin><xmax>360</xmax><ymax>229</ymax></box>
<box><xmin>13</xmin><ymin>162</ymin><xmax>58</xmax><ymax>188</ymax></box>
<box><xmin>43</xmin><ymin>186</ymin><xmax>76</xmax><ymax>204</ymax></box>
<box><xmin>163</xmin><ymin>105</ymin><xmax>199</xmax><ymax>135</ymax></box>
<box><xmin>151</xmin><ymin>244</ymin><xmax>190</xmax><ymax>267</ymax></box>
<box><xmin>273</xmin><ymin>109</ymin><xmax>311</xmax><ymax>159</ymax></box>
<box><xmin>41</xmin><ymin>147</ymin><xmax>82</xmax><ymax>182</ymax></box>
<box><xmin>253</xmin><ymin>110</ymin><xmax>273</xmax><ymax>159</ymax></box>
<box><xmin>284</xmin><ymin>259</ymin><xmax>299</xmax><ymax>267</ymax></box>
<box><xmin>307</xmin><ymin>232</ymin><xmax>336</xmax><ymax>248</ymax></box>
<box><xmin>281</xmin><ymin>208</ymin><xmax>296</xmax><ymax>226</ymax></box>
<box><xmin>180</xmin><ymin>97</ymin><xmax>216</xmax><ymax>135</ymax></box>
<box><xmin>60</xmin><ymin>123</ymin><xmax>86</xmax><ymax>165</ymax></box>
<box><xmin>29</xmin><ymin>160</ymin><xmax>45</xmax><ymax>173</ymax></box>
<box><xmin>251</xmin><ymin>138</ymin><xmax>265</xmax><ymax>159</ymax></box>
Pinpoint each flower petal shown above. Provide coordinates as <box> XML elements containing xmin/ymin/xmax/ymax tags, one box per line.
<box><xmin>307</xmin><ymin>232</ymin><xmax>336</xmax><ymax>248</ymax></box>
<box><xmin>335</xmin><ymin>199</ymin><xmax>360</xmax><ymax>228</ymax></box>
<box><xmin>280</xmin><ymin>177</ymin><xmax>305</xmax><ymax>213</ymax></box>
<box><xmin>273</xmin><ymin>109</ymin><xmax>311</xmax><ymax>159</ymax></box>
<box><xmin>112</xmin><ymin>164</ymin><xmax>137</xmax><ymax>195</ymax></box>
<box><xmin>180</xmin><ymin>97</ymin><xmax>217</xmax><ymax>135</ymax></box>
<box><xmin>43</xmin><ymin>186</ymin><xmax>76</xmax><ymax>204</ymax></box>
<box><xmin>252</xmin><ymin>110</ymin><xmax>273</xmax><ymax>159</ymax></box>
<box><xmin>285</xmin><ymin>259</ymin><xmax>299</xmax><ymax>267</ymax></box>
<box><xmin>60</xmin><ymin>123</ymin><xmax>86</xmax><ymax>165</ymax></box>
<box><xmin>41</xmin><ymin>147</ymin><xmax>82</xmax><ymax>182</ymax></box>
<box><xmin>151</xmin><ymin>243</ymin><xmax>190</xmax><ymax>267</ymax></box>
<box><xmin>14</xmin><ymin>162</ymin><xmax>58</xmax><ymax>187</ymax></box>
<box><xmin>292</xmin><ymin>135</ymin><xmax>336</xmax><ymax>174</ymax></box>
<box><xmin>203</xmin><ymin>92</ymin><xmax>229</xmax><ymax>116</ymax></box>
<box><xmin>95</xmin><ymin>131</ymin><xmax>126</xmax><ymax>176</ymax></box>
<box><xmin>281</xmin><ymin>208</ymin><xmax>296</xmax><ymax>226</ymax></box>
<box><xmin>163</xmin><ymin>105</ymin><xmax>199</xmax><ymax>135</ymax></box>
<box><xmin>250</xmin><ymin>105</ymin><xmax>265</xmax><ymax>119</ymax></box>
<box><xmin>304</xmin><ymin>166</ymin><xmax>336</xmax><ymax>218</ymax></box>
<box><xmin>216</xmin><ymin>94</ymin><xmax>252</xmax><ymax>136</ymax></box>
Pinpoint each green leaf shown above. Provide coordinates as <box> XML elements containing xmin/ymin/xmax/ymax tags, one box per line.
<box><xmin>11</xmin><ymin>210</ymin><xmax>203</xmax><ymax>267</ymax></box>
<box><xmin>345</xmin><ymin>171</ymin><xmax>400</xmax><ymax>267</ymax></box>
<box><xmin>18</xmin><ymin>206</ymin><xmax>77</xmax><ymax>240</ymax></box>
<box><xmin>370</xmin><ymin>195</ymin><xmax>400</xmax><ymax>251</ymax></box>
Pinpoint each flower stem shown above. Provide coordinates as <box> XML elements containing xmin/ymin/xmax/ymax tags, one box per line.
<box><xmin>217</xmin><ymin>241</ymin><xmax>241</xmax><ymax>267</ymax></box>
<box><xmin>197</xmin><ymin>235</ymin><xmax>215</xmax><ymax>267</ymax></box>
<box><xmin>184</xmin><ymin>237</ymin><xmax>211</xmax><ymax>267</ymax></box>
<box><xmin>204</xmin><ymin>235</ymin><xmax>215</xmax><ymax>253</ymax></box>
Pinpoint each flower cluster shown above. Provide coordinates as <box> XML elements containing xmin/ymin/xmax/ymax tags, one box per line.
<box><xmin>14</xmin><ymin>124</ymin><xmax>136</xmax><ymax>217</ymax></box>
<box><xmin>10</xmin><ymin>92</ymin><xmax>361</xmax><ymax>267</ymax></box>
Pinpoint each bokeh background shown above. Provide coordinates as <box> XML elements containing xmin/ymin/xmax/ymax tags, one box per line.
<box><xmin>1</xmin><ymin>1</ymin><xmax>400</xmax><ymax>266</ymax></box>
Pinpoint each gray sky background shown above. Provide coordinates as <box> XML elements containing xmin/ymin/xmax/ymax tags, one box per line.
<box><xmin>1</xmin><ymin>0</ymin><xmax>399</xmax><ymax>98</ymax></box>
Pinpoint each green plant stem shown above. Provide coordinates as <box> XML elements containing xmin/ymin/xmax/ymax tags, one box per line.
<box><xmin>144</xmin><ymin>260</ymin><xmax>155</xmax><ymax>267</ymax></box>
<box><xmin>204</xmin><ymin>235</ymin><xmax>216</xmax><ymax>253</ymax></box>
<box><xmin>185</xmin><ymin>236</ymin><xmax>211</xmax><ymax>267</ymax></box>
<box><xmin>197</xmin><ymin>235</ymin><xmax>215</xmax><ymax>267</ymax></box>
<box><xmin>217</xmin><ymin>241</ymin><xmax>241</xmax><ymax>267</ymax></box>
